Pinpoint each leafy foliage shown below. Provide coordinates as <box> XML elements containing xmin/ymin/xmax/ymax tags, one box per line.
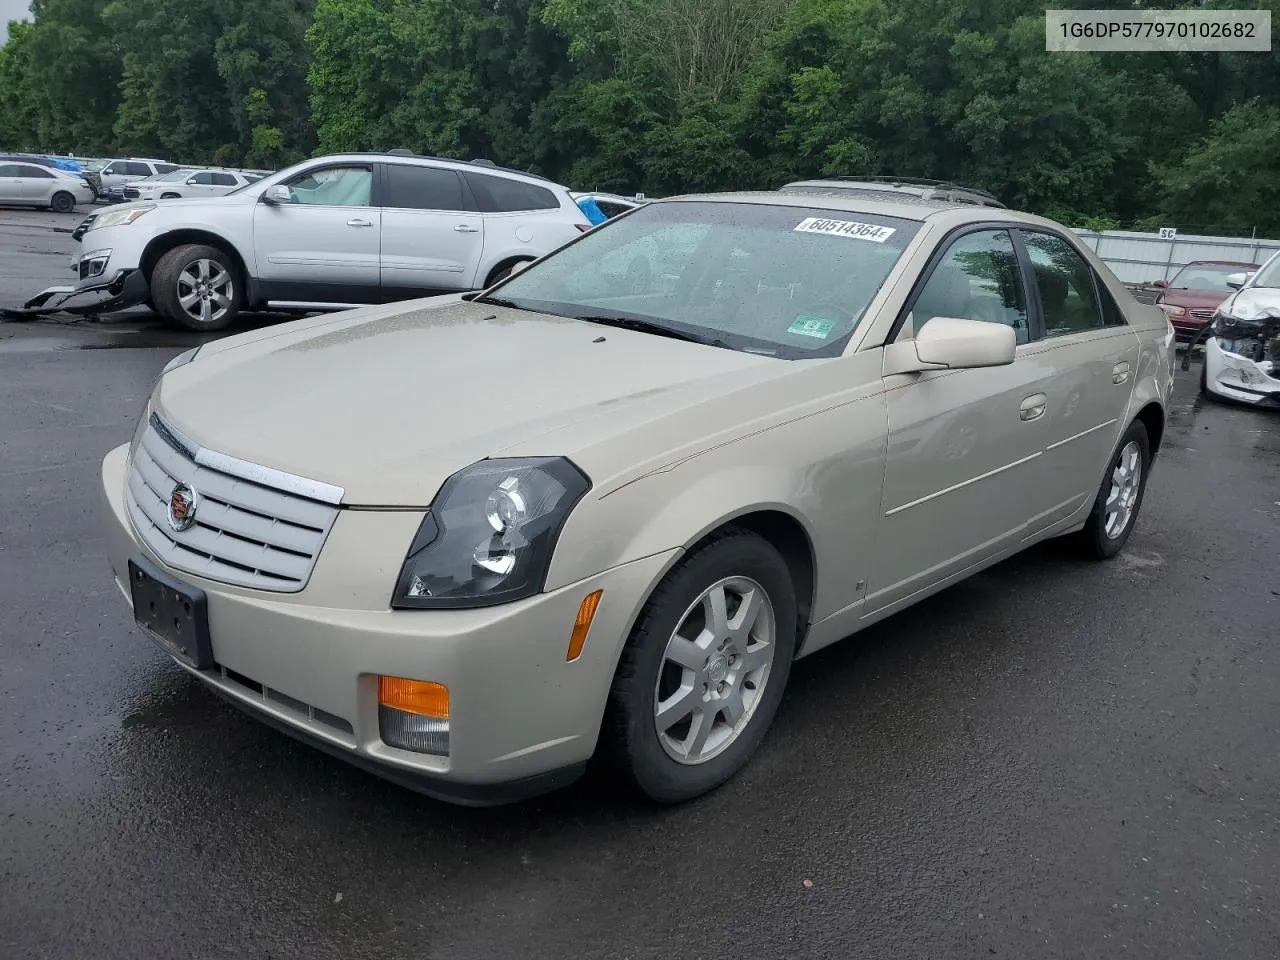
<box><xmin>1</xmin><ymin>0</ymin><xmax>1278</xmax><ymax>235</ymax></box>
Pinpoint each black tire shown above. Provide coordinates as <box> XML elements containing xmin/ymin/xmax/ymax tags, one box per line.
<box><xmin>50</xmin><ymin>191</ymin><xmax>75</xmax><ymax>214</ymax></box>
<box><xmin>601</xmin><ymin>529</ymin><xmax>798</xmax><ymax>803</ymax></box>
<box><xmin>150</xmin><ymin>243</ymin><xmax>243</xmax><ymax>332</ymax></box>
<box><xmin>486</xmin><ymin>258</ymin><xmax>532</xmax><ymax>286</ymax></box>
<box><xmin>160</xmin><ymin>192</ymin><xmax>180</xmax><ymax>200</ymax></box>
<box><xmin>1077</xmin><ymin>421</ymin><xmax>1151</xmax><ymax>560</ymax></box>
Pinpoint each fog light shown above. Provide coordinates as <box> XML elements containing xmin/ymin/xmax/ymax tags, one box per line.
<box><xmin>378</xmin><ymin>677</ymin><xmax>450</xmax><ymax>755</ymax></box>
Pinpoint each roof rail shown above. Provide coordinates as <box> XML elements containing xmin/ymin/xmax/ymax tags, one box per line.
<box><xmin>317</xmin><ymin>150</ymin><xmax>554</xmax><ymax>183</ymax></box>
<box><xmin>832</xmin><ymin>175</ymin><xmax>999</xmax><ymax>201</ymax></box>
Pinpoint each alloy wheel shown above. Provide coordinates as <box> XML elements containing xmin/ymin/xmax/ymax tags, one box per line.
<box><xmin>1103</xmin><ymin>440</ymin><xmax>1143</xmax><ymax>539</ymax></box>
<box><xmin>653</xmin><ymin>576</ymin><xmax>776</xmax><ymax>765</ymax></box>
<box><xmin>176</xmin><ymin>259</ymin><xmax>234</xmax><ymax>327</ymax></box>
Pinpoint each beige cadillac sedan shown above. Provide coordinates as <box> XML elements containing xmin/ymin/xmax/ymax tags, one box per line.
<box><xmin>100</xmin><ymin>192</ymin><xmax>1175</xmax><ymax>805</ymax></box>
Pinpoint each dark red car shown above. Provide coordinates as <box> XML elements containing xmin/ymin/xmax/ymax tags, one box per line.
<box><xmin>1154</xmin><ymin>260</ymin><xmax>1261</xmax><ymax>342</ymax></box>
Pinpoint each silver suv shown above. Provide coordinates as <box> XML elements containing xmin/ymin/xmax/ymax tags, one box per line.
<box><xmin>55</xmin><ymin>152</ymin><xmax>593</xmax><ymax>330</ymax></box>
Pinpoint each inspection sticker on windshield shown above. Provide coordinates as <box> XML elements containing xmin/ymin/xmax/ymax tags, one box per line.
<box><xmin>793</xmin><ymin>217</ymin><xmax>896</xmax><ymax>243</ymax></box>
<box><xmin>788</xmin><ymin>315</ymin><xmax>836</xmax><ymax>339</ymax></box>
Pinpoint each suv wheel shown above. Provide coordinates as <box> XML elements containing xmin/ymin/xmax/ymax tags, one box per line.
<box><xmin>151</xmin><ymin>244</ymin><xmax>243</xmax><ymax>332</ymax></box>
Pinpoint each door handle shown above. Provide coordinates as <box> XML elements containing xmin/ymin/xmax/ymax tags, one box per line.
<box><xmin>1112</xmin><ymin>361</ymin><xmax>1131</xmax><ymax>384</ymax></box>
<box><xmin>1020</xmin><ymin>393</ymin><xmax>1047</xmax><ymax>421</ymax></box>
<box><xmin>347</xmin><ymin>218</ymin><xmax>373</xmax><ymax>227</ymax></box>
<box><xmin>454</xmin><ymin>224</ymin><xmax>480</xmax><ymax>233</ymax></box>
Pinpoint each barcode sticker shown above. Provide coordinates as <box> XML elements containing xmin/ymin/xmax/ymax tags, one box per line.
<box><xmin>793</xmin><ymin>218</ymin><xmax>896</xmax><ymax>243</ymax></box>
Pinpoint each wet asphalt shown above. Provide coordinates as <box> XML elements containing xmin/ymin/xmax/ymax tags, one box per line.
<box><xmin>2</xmin><ymin>214</ymin><xmax>1279</xmax><ymax>959</ymax></box>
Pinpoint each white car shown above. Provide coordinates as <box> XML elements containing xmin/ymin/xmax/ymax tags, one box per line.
<box><xmin>1200</xmin><ymin>252</ymin><xmax>1280</xmax><ymax>407</ymax></box>
<box><xmin>53</xmin><ymin>152</ymin><xmax>592</xmax><ymax>330</ymax></box>
<box><xmin>89</xmin><ymin>158</ymin><xmax>181</xmax><ymax>191</ymax></box>
<box><xmin>130</xmin><ymin>169</ymin><xmax>260</xmax><ymax>202</ymax></box>
<box><xmin>0</xmin><ymin>161</ymin><xmax>96</xmax><ymax>213</ymax></box>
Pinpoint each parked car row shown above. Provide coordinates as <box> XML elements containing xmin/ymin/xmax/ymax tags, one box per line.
<box><xmin>0</xmin><ymin>157</ymin><xmax>96</xmax><ymax>212</ymax></box>
<box><xmin>95</xmin><ymin>174</ymin><xmax>1177</xmax><ymax>807</ymax></box>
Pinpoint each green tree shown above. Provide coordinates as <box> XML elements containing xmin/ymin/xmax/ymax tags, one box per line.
<box><xmin>1149</xmin><ymin>100</ymin><xmax>1280</xmax><ymax>237</ymax></box>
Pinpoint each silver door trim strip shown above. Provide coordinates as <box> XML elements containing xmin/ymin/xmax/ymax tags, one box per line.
<box><xmin>265</xmin><ymin>301</ymin><xmax>372</xmax><ymax>311</ymax></box>
<box><xmin>885</xmin><ymin>451</ymin><xmax>1042</xmax><ymax>517</ymax></box>
<box><xmin>1044</xmin><ymin>418</ymin><xmax>1118</xmax><ymax>452</ymax></box>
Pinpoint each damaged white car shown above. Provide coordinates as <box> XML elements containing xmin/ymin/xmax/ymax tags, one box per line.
<box><xmin>1195</xmin><ymin>250</ymin><xmax>1280</xmax><ymax>408</ymax></box>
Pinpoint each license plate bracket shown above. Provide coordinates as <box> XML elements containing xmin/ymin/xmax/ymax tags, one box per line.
<box><xmin>128</xmin><ymin>557</ymin><xmax>214</xmax><ymax>669</ymax></box>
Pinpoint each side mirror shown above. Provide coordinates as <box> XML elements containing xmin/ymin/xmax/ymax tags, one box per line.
<box><xmin>1225</xmin><ymin>271</ymin><xmax>1250</xmax><ymax>289</ymax></box>
<box><xmin>1152</xmin><ymin>279</ymin><xmax>1169</xmax><ymax>289</ymax></box>
<box><xmin>901</xmin><ymin>316</ymin><xmax>1016</xmax><ymax>371</ymax></box>
<box><xmin>261</xmin><ymin>185</ymin><xmax>291</xmax><ymax>205</ymax></box>
<box><xmin>186</xmin><ymin>177</ymin><xmax>199</xmax><ymax>185</ymax></box>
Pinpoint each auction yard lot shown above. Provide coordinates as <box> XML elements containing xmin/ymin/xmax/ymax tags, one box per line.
<box><xmin>2</xmin><ymin>208</ymin><xmax>1278</xmax><ymax>959</ymax></box>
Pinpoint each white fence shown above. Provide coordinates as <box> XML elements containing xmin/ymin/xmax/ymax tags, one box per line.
<box><xmin>1072</xmin><ymin>228</ymin><xmax>1280</xmax><ymax>285</ymax></box>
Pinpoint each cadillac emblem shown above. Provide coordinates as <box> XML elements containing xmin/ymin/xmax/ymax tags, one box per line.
<box><xmin>167</xmin><ymin>483</ymin><xmax>199</xmax><ymax>532</ymax></box>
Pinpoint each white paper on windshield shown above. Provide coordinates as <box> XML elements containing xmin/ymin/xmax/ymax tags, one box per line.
<box><xmin>793</xmin><ymin>217</ymin><xmax>896</xmax><ymax>243</ymax></box>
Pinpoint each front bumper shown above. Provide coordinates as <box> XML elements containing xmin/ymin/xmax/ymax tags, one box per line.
<box><xmin>2</xmin><ymin>267</ymin><xmax>149</xmax><ymax>320</ymax></box>
<box><xmin>1203</xmin><ymin>337</ymin><xmax>1280</xmax><ymax>407</ymax></box>
<box><xmin>100</xmin><ymin>443</ymin><xmax>676</xmax><ymax>805</ymax></box>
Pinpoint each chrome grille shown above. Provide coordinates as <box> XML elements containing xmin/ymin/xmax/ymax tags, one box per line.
<box><xmin>125</xmin><ymin>415</ymin><xmax>341</xmax><ymax>592</ymax></box>
<box><xmin>1190</xmin><ymin>308</ymin><xmax>1216</xmax><ymax>320</ymax></box>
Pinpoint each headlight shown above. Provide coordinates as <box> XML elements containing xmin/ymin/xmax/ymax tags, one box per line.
<box><xmin>86</xmin><ymin>204</ymin><xmax>156</xmax><ymax>231</ymax></box>
<box><xmin>1160</xmin><ymin>303</ymin><xmax>1186</xmax><ymax>317</ymax></box>
<box><xmin>392</xmin><ymin>457</ymin><xmax>590</xmax><ymax>609</ymax></box>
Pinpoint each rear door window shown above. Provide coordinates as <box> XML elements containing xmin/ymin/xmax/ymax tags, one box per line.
<box><xmin>123</xmin><ymin>161</ymin><xmax>153</xmax><ymax>177</ymax></box>
<box><xmin>383</xmin><ymin>164</ymin><xmax>470</xmax><ymax>211</ymax></box>
<box><xmin>1021</xmin><ymin>231</ymin><xmax>1105</xmax><ymax>337</ymax></box>
<box><xmin>210</xmin><ymin>172</ymin><xmax>238</xmax><ymax>187</ymax></box>
<box><xmin>464</xmin><ymin>173</ymin><xmax>559</xmax><ymax>212</ymax></box>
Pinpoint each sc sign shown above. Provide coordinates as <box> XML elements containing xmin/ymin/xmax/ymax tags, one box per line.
<box><xmin>1158</xmin><ymin>227</ymin><xmax>1177</xmax><ymax>240</ymax></box>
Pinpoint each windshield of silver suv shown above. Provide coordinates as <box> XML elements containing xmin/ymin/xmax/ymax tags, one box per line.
<box><xmin>484</xmin><ymin>200</ymin><xmax>921</xmax><ymax>359</ymax></box>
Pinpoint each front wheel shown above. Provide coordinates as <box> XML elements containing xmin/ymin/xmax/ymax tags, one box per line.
<box><xmin>1077</xmin><ymin>421</ymin><xmax>1151</xmax><ymax>559</ymax></box>
<box><xmin>602</xmin><ymin>529</ymin><xmax>797</xmax><ymax>802</ymax></box>
<box><xmin>150</xmin><ymin>244</ymin><xmax>243</xmax><ymax>332</ymax></box>
<box><xmin>50</xmin><ymin>191</ymin><xmax>75</xmax><ymax>214</ymax></box>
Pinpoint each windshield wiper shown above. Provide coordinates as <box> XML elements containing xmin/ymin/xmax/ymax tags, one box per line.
<box><xmin>470</xmin><ymin>294</ymin><xmax>531</xmax><ymax>311</ymax></box>
<box><xmin>573</xmin><ymin>314</ymin><xmax>730</xmax><ymax>349</ymax></box>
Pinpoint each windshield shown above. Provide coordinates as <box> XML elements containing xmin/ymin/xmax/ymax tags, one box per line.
<box><xmin>1251</xmin><ymin>252</ymin><xmax>1280</xmax><ymax>289</ymax></box>
<box><xmin>487</xmin><ymin>200</ymin><xmax>921</xmax><ymax>359</ymax></box>
<box><xmin>82</xmin><ymin>159</ymin><xmax>108</xmax><ymax>172</ymax></box>
<box><xmin>1170</xmin><ymin>264</ymin><xmax>1250</xmax><ymax>292</ymax></box>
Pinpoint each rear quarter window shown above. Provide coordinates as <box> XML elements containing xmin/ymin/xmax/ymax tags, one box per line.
<box><xmin>464</xmin><ymin>173</ymin><xmax>559</xmax><ymax>213</ymax></box>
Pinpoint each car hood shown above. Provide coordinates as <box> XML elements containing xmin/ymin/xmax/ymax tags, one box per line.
<box><xmin>1221</xmin><ymin>286</ymin><xmax>1280</xmax><ymax>321</ymax></box>
<box><xmin>156</xmin><ymin>300</ymin><xmax>781</xmax><ymax>505</ymax></box>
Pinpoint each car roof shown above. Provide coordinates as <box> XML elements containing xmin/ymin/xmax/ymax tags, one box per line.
<box><xmin>1177</xmin><ymin>259</ymin><xmax>1261</xmax><ymax>268</ymax></box>
<box><xmin>321</xmin><ymin>151</ymin><xmax>565</xmax><ymax>189</ymax></box>
<box><xmin>783</xmin><ymin>178</ymin><xmax>1004</xmax><ymax>207</ymax></box>
<box><xmin>650</xmin><ymin>190</ymin><xmax>1045</xmax><ymax>228</ymax></box>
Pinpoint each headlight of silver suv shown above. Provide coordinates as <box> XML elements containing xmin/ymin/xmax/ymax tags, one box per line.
<box><xmin>87</xmin><ymin>204</ymin><xmax>156</xmax><ymax>231</ymax></box>
<box><xmin>392</xmin><ymin>458</ymin><xmax>590</xmax><ymax>609</ymax></box>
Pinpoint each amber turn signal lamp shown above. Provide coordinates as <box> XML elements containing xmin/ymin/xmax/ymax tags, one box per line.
<box><xmin>566</xmin><ymin>590</ymin><xmax>603</xmax><ymax>662</ymax></box>
<box><xmin>378</xmin><ymin>676</ymin><xmax>450</xmax><ymax>719</ymax></box>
